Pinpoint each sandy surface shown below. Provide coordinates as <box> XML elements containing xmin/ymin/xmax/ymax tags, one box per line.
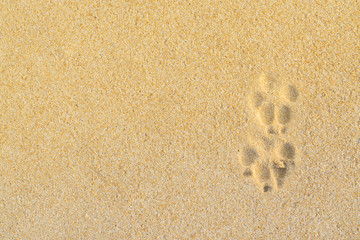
<box><xmin>0</xmin><ymin>1</ymin><xmax>359</xmax><ymax>239</ymax></box>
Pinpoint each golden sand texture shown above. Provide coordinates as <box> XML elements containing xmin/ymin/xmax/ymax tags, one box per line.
<box><xmin>0</xmin><ymin>0</ymin><xmax>359</xmax><ymax>239</ymax></box>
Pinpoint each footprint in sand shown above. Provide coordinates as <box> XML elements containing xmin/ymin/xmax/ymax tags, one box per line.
<box><xmin>238</xmin><ymin>72</ymin><xmax>299</xmax><ymax>193</ymax></box>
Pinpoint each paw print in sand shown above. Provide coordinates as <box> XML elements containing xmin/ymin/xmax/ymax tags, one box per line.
<box><xmin>238</xmin><ymin>72</ymin><xmax>299</xmax><ymax>192</ymax></box>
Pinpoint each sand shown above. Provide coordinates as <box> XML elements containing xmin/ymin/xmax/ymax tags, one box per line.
<box><xmin>0</xmin><ymin>1</ymin><xmax>359</xmax><ymax>239</ymax></box>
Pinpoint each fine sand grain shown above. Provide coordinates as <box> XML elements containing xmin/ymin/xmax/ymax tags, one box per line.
<box><xmin>0</xmin><ymin>1</ymin><xmax>359</xmax><ymax>239</ymax></box>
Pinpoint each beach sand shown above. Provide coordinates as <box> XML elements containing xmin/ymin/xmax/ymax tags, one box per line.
<box><xmin>0</xmin><ymin>1</ymin><xmax>359</xmax><ymax>239</ymax></box>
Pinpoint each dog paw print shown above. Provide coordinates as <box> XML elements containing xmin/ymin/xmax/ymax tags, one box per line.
<box><xmin>251</xmin><ymin>72</ymin><xmax>299</xmax><ymax>134</ymax></box>
<box><xmin>238</xmin><ymin>72</ymin><xmax>299</xmax><ymax>192</ymax></box>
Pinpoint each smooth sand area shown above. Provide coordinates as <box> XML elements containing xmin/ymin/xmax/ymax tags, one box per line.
<box><xmin>1</xmin><ymin>1</ymin><xmax>359</xmax><ymax>239</ymax></box>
